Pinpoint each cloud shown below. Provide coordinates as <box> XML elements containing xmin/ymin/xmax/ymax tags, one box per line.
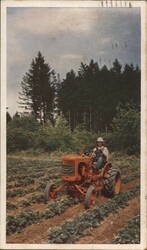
<box><xmin>7</xmin><ymin>7</ymin><xmax>140</xmax><ymax>115</ymax></box>
<box><xmin>61</xmin><ymin>54</ymin><xmax>83</xmax><ymax>60</ymax></box>
<box><xmin>8</xmin><ymin>8</ymin><xmax>98</xmax><ymax>36</ymax></box>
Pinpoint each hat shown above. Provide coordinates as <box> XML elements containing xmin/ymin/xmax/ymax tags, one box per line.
<box><xmin>96</xmin><ymin>137</ymin><xmax>104</xmax><ymax>142</ymax></box>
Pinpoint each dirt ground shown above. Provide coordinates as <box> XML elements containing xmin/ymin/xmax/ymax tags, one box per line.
<box><xmin>75</xmin><ymin>197</ymin><xmax>140</xmax><ymax>244</ymax></box>
<box><xmin>7</xmin><ymin>178</ymin><xmax>140</xmax><ymax>244</ymax></box>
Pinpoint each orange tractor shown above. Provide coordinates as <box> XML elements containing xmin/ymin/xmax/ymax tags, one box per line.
<box><xmin>45</xmin><ymin>151</ymin><xmax>121</xmax><ymax>208</ymax></box>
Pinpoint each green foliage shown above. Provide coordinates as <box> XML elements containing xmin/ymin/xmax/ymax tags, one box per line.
<box><xmin>34</xmin><ymin>115</ymin><xmax>74</xmax><ymax>152</ymax></box>
<box><xmin>122</xmin><ymin>172</ymin><xmax>140</xmax><ymax>184</ymax></box>
<box><xmin>7</xmin><ymin>157</ymin><xmax>60</xmax><ymax>177</ymax></box>
<box><xmin>19</xmin><ymin>51</ymin><xmax>55</xmax><ymax>123</ymax></box>
<box><xmin>7</xmin><ymin>127</ymin><xmax>34</xmax><ymax>153</ymax></box>
<box><xmin>7</xmin><ymin>116</ymin><xmax>40</xmax><ymax>153</ymax></box>
<box><xmin>19</xmin><ymin>200</ymin><xmax>31</xmax><ymax>208</ymax></box>
<box><xmin>47</xmin><ymin>185</ymin><xmax>140</xmax><ymax>243</ymax></box>
<box><xmin>72</xmin><ymin>127</ymin><xmax>97</xmax><ymax>152</ymax></box>
<box><xmin>7</xmin><ymin>104</ymin><xmax>140</xmax><ymax>155</ymax></box>
<box><xmin>8</xmin><ymin>115</ymin><xmax>40</xmax><ymax>132</ymax></box>
<box><xmin>7</xmin><ymin>210</ymin><xmax>41</xmax><ymax>235</ymax></box>
<box><xmin>6</xmin><ymin>155</ymin><xmax>140</xmax><ymax>238</ymax></box>
<box><xmin>58</xmin><ymin>59</ymin><xmax>140</xmax><ymax>132</ymax></box>
<box><xmin>7</xmin><ymin>111</ymin><xmax>12</xmax><ymax>123</ymax></box>
<box><xmin>7</xmin><ymin>187</ymin><xmax>35</xmax><ymax>198</ymax></box>
<box><xmin>6</xmin><ymin>197</ymin><xmax>80</xmax><ymax>235</ymax></box>
<box><xmin>110</xmin><ymin>104</ymin><xmax>140</xmax><ymax>154</ymax></box>
<box><xmin>7</xmin><ymin>202</ymin><xmax>17</xmax><ymax>210</ymax></box>
<box><xmin>112</xmin><ymin>215</ymin><xmax>140</xmax><ymax>243</ymax></box>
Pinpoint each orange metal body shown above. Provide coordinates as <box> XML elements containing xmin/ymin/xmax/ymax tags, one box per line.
<box><xmin>49</xmin><ymin>154</ymin><xmax>112</xmax><ymax>200</ymax></box>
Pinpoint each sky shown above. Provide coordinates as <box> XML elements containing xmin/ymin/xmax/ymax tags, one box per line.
<box><xmin>7</xmin><ymin>7</ymin><xmax>140</xmax><ymax>116</ymax></box>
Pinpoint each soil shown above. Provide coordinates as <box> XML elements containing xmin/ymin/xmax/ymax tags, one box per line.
<box><xmin>7</xmin><ymin>191</ymin><xmax>42</xmax><ymax>203</ymax></box>
<box><xmin>75</xmin><ymin>197</ymin><xmax>140</xmax><ymax>244</ymax></box>
<box><xmin>6</xmin><ymin>203</ymin><xmax>85</xmax><ymax>244</ymax></box>
<box><xmin>6</xmin><ymin>177</ymin><xmax>140</xmax><ymax>244</ymax></box>
<box><xmin>7</xmin><ymin>203</ymin><xmax>47</xmax><ymax>216</ymax></box>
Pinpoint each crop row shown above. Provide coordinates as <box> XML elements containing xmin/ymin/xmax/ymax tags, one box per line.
<box><xmin>121</xmin><ymin>166</ymin><xmax>139</xmax><ymax>175</ymax></box>
<box><xmin>7</xmin><ymin>168</ymin><xmax>140</xmax><ymax>200</ymax></box>
<box><xmin>7</xmin><ymin>187</ymin><xmax>38</xmax><ymax>198</ymax></box>
<box><xmin>7</xmin><ymin>170</ymin><xmax>140</xmax><ymax>210</ymax></box>
<box><xmin>112</xmin><ymin>214</ymin><xmax>140</xmax><ymax>244</ymax></box>
<box><xmin>7</xmin><ymin>178</ymin><xmax>35</xmax><ymax>189</ymax></box>
<box><xmin>7</xmin><ymin>178</ymin><xmax>62</xmax><ymax>199</ymax></box>
<box><xmin>7</xmin><ymin>158</ymin><xmax>60</xmax><ymax>176</ymax></box>
<box><xmin>47</xmin><ymin>185</ymin><xmax>140</xmax><ymax>243</ymax></box>
<box><xmin>6</xmin><ymin>178</ymin><xmax>140</xmax><ymax>237</ymax></box>
<box><xmin>6</xmin><ymin>184</ymin><xmax>140</xmax><ymax>237</ymax></box>
<box><xmin>7</xmin><ymin>193</ymin><xmax>47</xmax><ymax>210</ymax></box>
<box><xmin>122</xmin><ymin>172</ymin><xmax>140</xmax><ymax>184</ymax></box>
<box><xmin>7</xmin><ymin>172</ymin><xmax>45</xmax><ymax>183</ymax></box>
<box><xmin>115</xmin><ymin>158</ymin><xmax>139</xmax><ymax>170</ymax></box>
<box><xmin>6</xmin><ymin>197</ymin><xmax>80</xmax><ymax>235</ymax></box>
<box><xmin>7</xmin><ymin>165</ymin><xmax>61</xmax><ymax>183</ymax></box>
<box><xmin>18</xmin><ymin>193</ymin><xmax>51</xmax><ymax>208</ymax></box>
<box><xmin>7</xmin><ymin>172</ymin><xmax>61</xmax><ymax>190</ymax></box>
<box><xmin>7</xmin><ymin>202</ymin><xmax>18</xmax><ymax>210</ymax></box>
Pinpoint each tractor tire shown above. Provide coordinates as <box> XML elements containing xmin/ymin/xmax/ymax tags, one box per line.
<box><xmin>103</xmin><ymin>166</ymin><xmax>121</xmax><ymax>197</ymax></box>
<box><xmin>44</xmin><ymin>182</ymin><xmax>56</xmax><ymax>201</ymax></box>
<box><xmin>85</xmin><ymin>186</ymin><xmax>96</xmax><ymax>209</ymax></box>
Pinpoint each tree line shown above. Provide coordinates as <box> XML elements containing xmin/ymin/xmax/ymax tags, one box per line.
<box><xmin>16</xmin><ymin>51</ymin><xmax>140</xmax><ymax>133</ymax></box>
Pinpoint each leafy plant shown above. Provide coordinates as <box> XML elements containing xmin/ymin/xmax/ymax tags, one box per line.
<box><xmin>7</xmin><ymin>202</ymin><xmax>17</xmax><ymax>210</ymax></box>
<box><xmin>112</xmin><ymin>215</ymin><xmax>140</xmax><ymax>243</ymax></box>
<box><xmin>47</xmin><ymin>185</ymin><xmax>140</xmax><ymax>243</ymax></box>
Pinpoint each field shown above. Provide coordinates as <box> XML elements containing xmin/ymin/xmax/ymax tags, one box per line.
<box><xmin>6</xmin><ymin>153</ymin><xmax>140</xmax><ymax>244</ymax></box>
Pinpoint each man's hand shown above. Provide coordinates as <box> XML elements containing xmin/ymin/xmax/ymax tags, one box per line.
<box><xmin>91</xmin><ymin>152</ymin><xmax>96</xmax><ymax>158</ymax></box>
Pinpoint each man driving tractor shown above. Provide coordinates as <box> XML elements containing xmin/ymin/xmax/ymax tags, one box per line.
<box><xmin>92</xmin><ymin>137</ymin><xmax>110</xmax><ymax>171</ymax></box>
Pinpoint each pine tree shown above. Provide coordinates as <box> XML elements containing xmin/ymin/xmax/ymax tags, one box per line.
<box><xmin>19</xmin><ymin>52</ymin><xmax>55</xmax><ymax>123</ymax></box>
<box><xmin>6</xmin><ymin>112</ymin><xmax>12</xmax><ymax>123</ymax></box>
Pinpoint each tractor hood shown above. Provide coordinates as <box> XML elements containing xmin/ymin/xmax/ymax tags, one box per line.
<box><xmin>61</xmin><ymin>154</ymin><xmax>91</xmax><ymax>165</ymax></box>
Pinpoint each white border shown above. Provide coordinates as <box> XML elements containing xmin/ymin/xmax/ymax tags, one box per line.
<box><xmin>1</xmin><ymin>1</ymin><xmax>147</xmax><ymax>250</ymax></box>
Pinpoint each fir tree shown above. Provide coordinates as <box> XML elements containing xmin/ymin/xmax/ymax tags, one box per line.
<box><xmin>19</xmin><ymin>51</ymin><xmax>55</xmax><ymax>123</ymax></box>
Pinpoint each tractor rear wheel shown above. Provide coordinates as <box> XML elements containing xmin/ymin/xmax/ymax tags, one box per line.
<box><xmin>85</xmin><ymin>186</ymin><xmax>96</xmax><ymax>209</ymax></box>
<box><xmin>44</xmin><ymin>182</ymin><xmax>57</xmax><ymax>201</ymax></box>
<box><xmin>103</xmin><ymin>167</ymin><xmax>121</xmax><ymax>197</ymax></box>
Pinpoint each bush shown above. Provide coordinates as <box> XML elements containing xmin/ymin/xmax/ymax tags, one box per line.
<box><xmin>34</xmin><ymin>115</ymin><xmax>74</xmax><ymax>152</ymax></box>
<box><xmin>7</xmin><ymin>127</ymin><xmax>34</xmax><ymax>153</ymax></box>
<box><xmin>7</xmin><ymin>108</ymin><xmax>140</xmax><ymax>155</ymax></box>
<box><xmin>8</xmin><ymin>115</ymin><xmax>40</xmax><ymax>132</ymax></box>
<box><xmin>72</xmin><ymin>127</ymin><xmax>97</xmax><ymax>152</ymax></box>
<box><xmin>110</xmin><ymin>104</ymin><xmax>140</xmax><ymax>154</ymax></box>
<box><xmin>7</xmin><ymin>115</ymin><xmax>40</xmax><ymax>153</ymax></box>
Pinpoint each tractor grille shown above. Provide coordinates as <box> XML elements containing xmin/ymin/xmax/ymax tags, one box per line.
<box><xmin>62</xmin><ymin>165</ymin><xmax>75</xmax><ymax>176</ymax></box>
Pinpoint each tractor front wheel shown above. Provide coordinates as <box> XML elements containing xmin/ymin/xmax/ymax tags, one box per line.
<box><xmin>85</xmin><ymin>186</ymin><xmax>96</xmax><ymax>209</ymax></box>
<box><xmin>44</xmin><ymin>182</ymin><xmax>57</xmax><ymax>201</ymax></box>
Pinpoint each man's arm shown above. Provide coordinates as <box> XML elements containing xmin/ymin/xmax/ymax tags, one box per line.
<box><xmin>102</xmin><ymin>147</ymin><xmax>109</xmax><ymax>161</ymax></box>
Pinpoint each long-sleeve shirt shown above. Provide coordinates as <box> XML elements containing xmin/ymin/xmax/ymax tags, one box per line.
<box><xmin>93</xmin><ymin>146</ymin><xmax>110</xmax><ymax>161</ymax></box>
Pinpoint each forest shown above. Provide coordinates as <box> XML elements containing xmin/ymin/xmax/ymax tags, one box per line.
<box><xmin>7</xmin><ymin>52</ymin><xmax>140</xmax><ymax>154</ymax></box>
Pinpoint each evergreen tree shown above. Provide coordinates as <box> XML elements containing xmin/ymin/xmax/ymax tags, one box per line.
<box><xmin>57</xmin><ymin>58</ymin><xmax>140</xmax><ymax>132</ymax></box>
<box><xmin>19</xmin><ymin>51</ymin><xmax>55</xmax><ymax>123</ymax></box>
<box><xmin>6</xmin><ymin>112</ymin><xmax>12</xmax><ymax>123</ymax></box>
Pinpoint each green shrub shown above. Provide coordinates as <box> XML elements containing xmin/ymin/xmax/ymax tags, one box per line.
<box><xmin>7</xmin><ymin>127</ymin><xmax>34</xmax><ymax>153</ymax></box>
<box><xmin>72</xmin><ymin>127</ymin><xmax>97</xmax><ymax>152</ymax></box>
<box><xmin>7</xmin><ymin>115</ymin><xmax>40</xmax><ymax>153</ymax></box>
<box><xmin>8</xmin><ymin>115</ymin><xmax>40</xmax><ymax>132</ymax></box>
<box><xmin>108</xmin><ymin>104</ymin><xmax>140</xmax><ymax>154</ymax></box>
<box><xmin>34</xmin><ymin>115</ymin><xmax>74</xmax><ymax>152</ymax></box>
<box><xmin>7</xmin><ymin>108</ymin><xmax>140</xmax><ymax>155</ymax></box>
